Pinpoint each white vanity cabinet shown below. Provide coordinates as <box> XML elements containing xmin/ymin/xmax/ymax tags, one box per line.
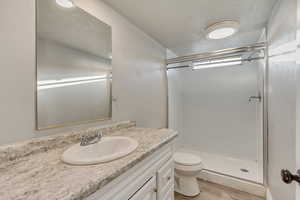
<box><xmin>87</xmin><ymin>142</ymin><xmax>175</xmax><ymax>200</ymax></box>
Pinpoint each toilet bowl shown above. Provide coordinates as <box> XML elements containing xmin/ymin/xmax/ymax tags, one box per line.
<box><xmin>174</xmin><ymin>152</ymin><xmax>202</xmax><ymax>197</ymax></box>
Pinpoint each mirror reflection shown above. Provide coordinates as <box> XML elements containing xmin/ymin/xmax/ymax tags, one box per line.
<box><xmin>36</xmin><ymin>0</ymin><xmax>112</xmax><ymax>129</ymax></box>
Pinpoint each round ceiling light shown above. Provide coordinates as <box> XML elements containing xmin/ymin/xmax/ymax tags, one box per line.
<box><xmin>56</xmin><ymin>0</ymin><xmax>74</xmax><ymax>8</ymax></box>
<box><xmin>206</xmin><ymin>20</ymin><xmax>239</xmax><ymax>40</ymax></box>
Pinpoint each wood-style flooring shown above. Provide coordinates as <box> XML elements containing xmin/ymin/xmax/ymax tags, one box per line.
<box><xmin>175</xmin><ymin>180</ymin><xmax>265</xmax><ymax>200</ymax></box>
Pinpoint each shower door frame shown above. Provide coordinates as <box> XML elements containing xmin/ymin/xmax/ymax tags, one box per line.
<box><xmin>166</xmin><ymin>41</ymin><xmax>269</xmax><ymax>186</ymax></box>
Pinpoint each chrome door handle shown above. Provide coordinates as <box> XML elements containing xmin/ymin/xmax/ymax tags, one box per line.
<box><xmin>281</xmin><ymin>169</ymin><xmax>300</xmax><ymax>184</ymax></box>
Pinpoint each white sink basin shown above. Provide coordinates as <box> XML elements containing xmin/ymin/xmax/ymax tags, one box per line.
<box><xmin>61</xmin><ymin>136</ymin><xmax>138</xmax><ymax>165</ymax></box>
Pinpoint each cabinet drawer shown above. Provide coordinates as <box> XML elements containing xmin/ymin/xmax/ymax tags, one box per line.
<box><xmin>157</xmin><ymin>159</ymin><xmax>174</xmax><ymax>199</ymax></box>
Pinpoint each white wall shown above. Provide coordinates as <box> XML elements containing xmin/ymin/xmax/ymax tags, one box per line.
<box><xmin>167</xmin><ymin>69</ymin><xmax>183</xmax><ymax>135</ymax></box>
<box><xmin>267</xmin><ymin>0</ymin><xmax>297</xmax><ymax>199</ymax></box>
<box><xmin>296</xmin><ymin>0</ymin><xmax>300</xmax><ymax>195</ymax></box>
<box><xmin>0</xmin><ymin>0</ymin><xmax>167</xmax><ymax>145</ymax></box>
<box><xmin>74</xmin><ymin>0</ymin><xmax>168</xmax><ymax>128</ymax></box>
<box><xmin>297</xmin><ymin>0</ymin><xmax>300</xmax><ymax>195</ymax></box>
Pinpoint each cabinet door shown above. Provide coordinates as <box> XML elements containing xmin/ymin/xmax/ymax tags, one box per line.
<box><xmin>162</xmin><ymin>187</ymin><xmax>174</xmax><ymax>200</ymax></box>
<box><xmin>129</xmin><ymin>177</ymin><xmax>156</xmax><ymax>200</ymax></box>
<box><xmin>157</xmin><ymin>159</ymin><xmax>174</xmax><ymax>200</ymax></box>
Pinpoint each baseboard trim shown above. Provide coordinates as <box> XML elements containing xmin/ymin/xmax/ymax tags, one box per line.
<box><xmin>198</xmin><ymin>169</ymin><xmax>266</xmax><ymax>197</ymax></box>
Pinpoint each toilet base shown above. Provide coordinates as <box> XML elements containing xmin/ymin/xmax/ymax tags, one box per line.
<box><xmin>175</xmin><ymin>175</ymin><xmax>200</xmax><ymax>197</ymax></box>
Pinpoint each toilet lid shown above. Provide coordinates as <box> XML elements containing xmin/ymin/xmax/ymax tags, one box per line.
<box><xmin>173</xmin><ymin>152</ymin><xmax>202</xmax><ymax>166</ymax></box>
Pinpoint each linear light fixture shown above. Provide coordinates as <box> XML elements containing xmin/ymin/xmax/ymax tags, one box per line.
<box><xmin>38</xmin><ymin>79</ymin><xmax>105</xmax><ymax>90</ymax></box>
<box><xmin>38</xmin><ymin>75</ymin><xmax>108</xmax><ymax>86</ymax></box>
<box><xmin>192</xmin><ymin>56</ymin><xmax>242</xmax><ymax>70</ymax></box>
<box><xmin>38</xmin><ymin>75</ymin><xmax>111</xmax><ymax>90</ymax></box>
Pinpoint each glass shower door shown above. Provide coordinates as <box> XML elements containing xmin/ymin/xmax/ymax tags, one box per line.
<box><xmin>168</xmin><ymin>60</ymin><xmax>264</xmax><ymax>183</ymax></box>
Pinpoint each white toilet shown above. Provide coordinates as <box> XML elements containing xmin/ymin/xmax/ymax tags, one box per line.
<box><xmin>173</xmin><ymin>152</ymin><xmax>203</xmax><ymax>197</ymax></box>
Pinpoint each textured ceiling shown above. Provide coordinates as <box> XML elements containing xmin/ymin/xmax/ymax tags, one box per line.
<box><xmin>37</xmin><ymin>0</ymin><xmax>112</xmax><ymax>59</ymax></box>
<box><xmin>102</xmin><ymin>0</ymin><xmax>277</xmax><ymax>56</ymax></box>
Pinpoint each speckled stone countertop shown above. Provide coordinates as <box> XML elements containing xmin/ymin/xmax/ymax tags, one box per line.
<box><xmin>0</xmin><ymin>121</ymin><xmax>177</xmax><ymax>200</ymax></box>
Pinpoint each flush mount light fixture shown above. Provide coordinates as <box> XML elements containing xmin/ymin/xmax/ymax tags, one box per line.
<box><xmin>56</xmin><ymin>0</ymin><xmax>74</xmax><ymax>8</ymax></box>
<box><xmin>192</xmin><ymin>56</ymin><xmax>242</xmax><ymax>70</ymax></box>
<box><xmin>206</xmin><ymin>20</ymin><xmax>239</xmax><ymax>40</ymax></box>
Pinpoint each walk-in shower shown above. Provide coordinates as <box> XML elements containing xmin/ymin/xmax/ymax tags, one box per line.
<box><xmin>167</xmin><ymin>42</ymin><xmax>267</xmax><ymax>185</ymax></box>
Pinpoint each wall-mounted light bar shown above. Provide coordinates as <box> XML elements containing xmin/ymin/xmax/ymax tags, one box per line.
<box><xmin>192</xmin><ymin>56</ymin><xmax>242</xmax><ymax>70</ymax></box>
<box><xmin>38</xmin><ymin>75</ymin><xmax>111</xmax><ymax>90</ymax></box>
<box><xmin>38</xmin><ymin>75</ymin><xmax>107</xmax><ymax>85</ymax></box>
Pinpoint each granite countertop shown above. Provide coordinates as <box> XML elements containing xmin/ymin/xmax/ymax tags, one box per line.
<box><xmin>0</xmin><ymin>122</ymin><xmax>177</xmax><ymax>200</ymax></box>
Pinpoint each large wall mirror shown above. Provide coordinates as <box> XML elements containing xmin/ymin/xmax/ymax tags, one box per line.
<box><xmin>36</xmin><ymin>0</ymin><xmax>112</xmax><ymax>130</ymax></box>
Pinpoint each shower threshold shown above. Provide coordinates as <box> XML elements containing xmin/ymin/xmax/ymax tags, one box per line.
<box><xmin>178</xmin><ymin>149</ymin><xmax>263</xmax><ymax>183</ymax></box>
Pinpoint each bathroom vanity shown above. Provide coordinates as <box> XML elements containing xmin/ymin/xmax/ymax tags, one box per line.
<box><xmin>87</xmin><ymin>137</ymin><xmax>175</xmax><ymax>200</ymax></box>
<box><xmin>0</xmin><ymin>122</ymin><xmax>177</xmax><ymax>200</ymax></box>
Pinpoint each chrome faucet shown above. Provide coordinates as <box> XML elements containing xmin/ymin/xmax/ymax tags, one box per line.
<box><xmin>80</xmin><ymin>131</ymin><xmax>103</xmax><ymax>146</ymax></box>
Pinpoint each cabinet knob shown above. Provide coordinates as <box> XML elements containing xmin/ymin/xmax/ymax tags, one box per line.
<box><xmin>167</xmin><ymin>176</ymin><xmax>171</xmax><ymax>181</ymax></box>
<box><xmin>153</xmin><ymin>188</ymin><xmax>157</xmax><ymax>193</ymax></box>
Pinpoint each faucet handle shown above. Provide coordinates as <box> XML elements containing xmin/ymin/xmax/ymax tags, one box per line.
<box><xmin>80</xmin><ymin>131</ymin><xmax>103</xmax><ymax>146</ymax></box>
<box><xmin>80</xmin><ymin>135</ymin><xmax>88</xmax><ymax>146</ymax></box>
